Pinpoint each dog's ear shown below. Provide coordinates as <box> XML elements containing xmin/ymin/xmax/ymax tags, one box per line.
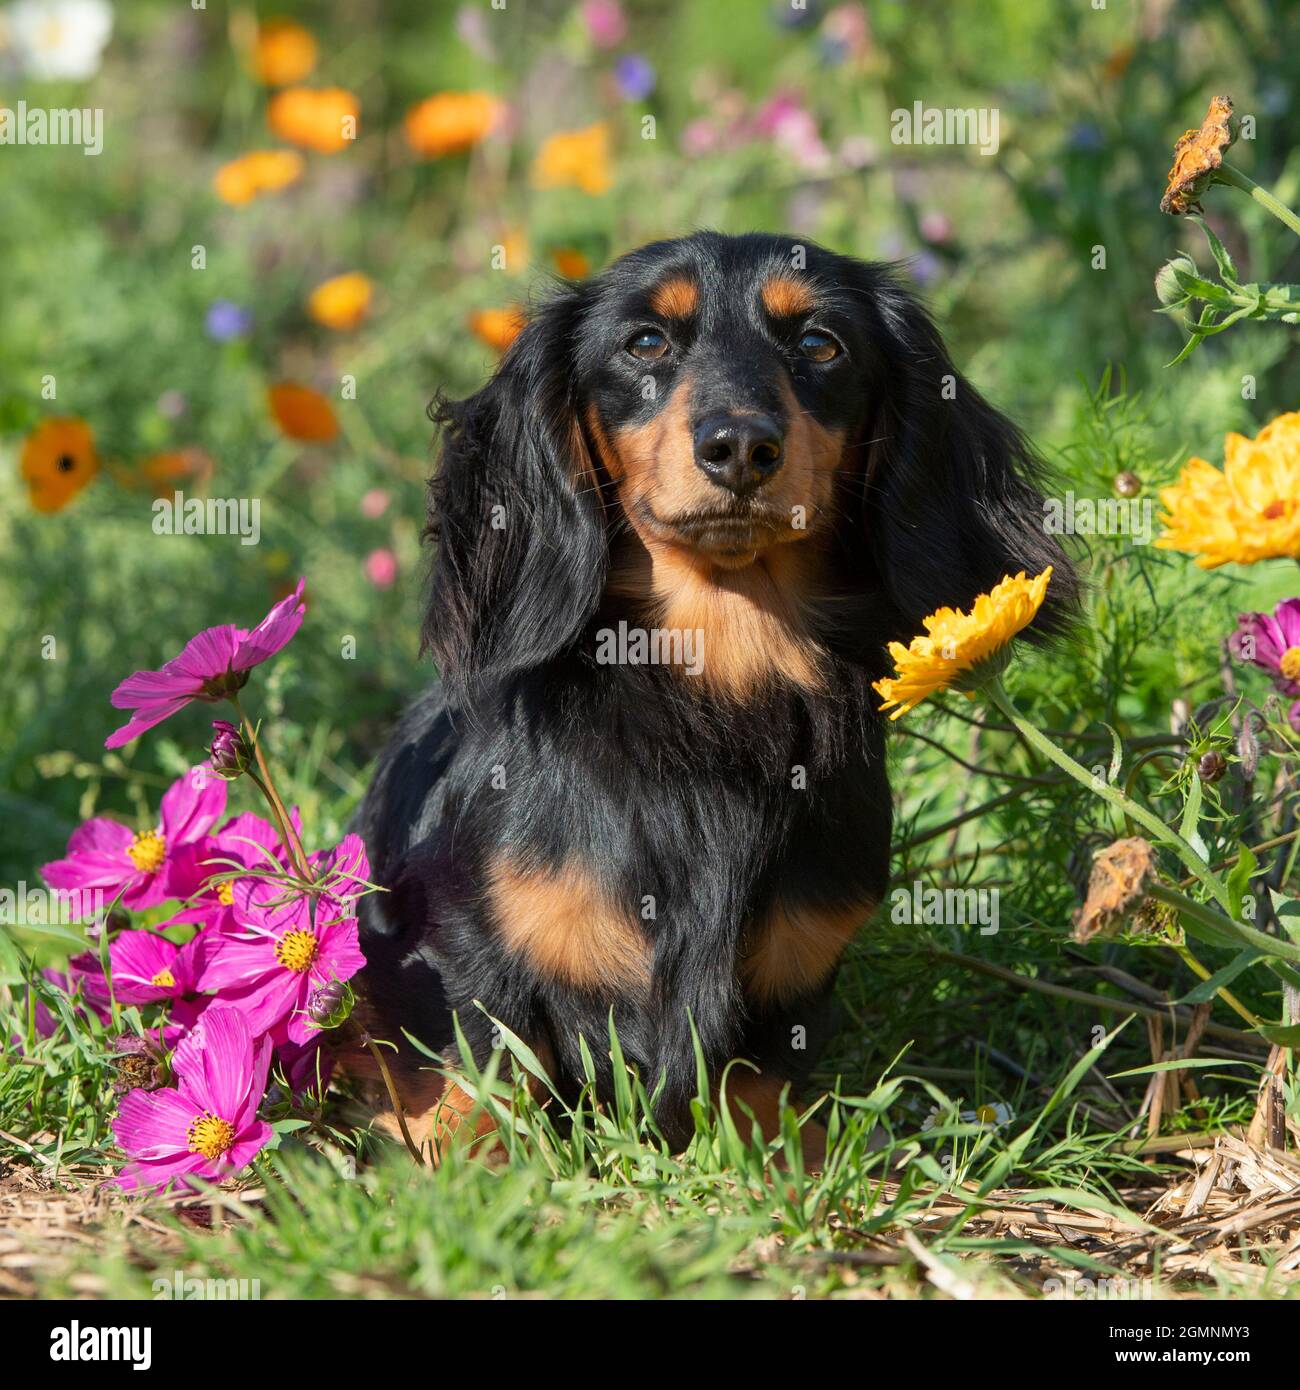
<box><xmin>423</xmin><ymin>288</ymin><xmax>606</xmax><ymax>691</ymax></box>
<box><xmin>861</xmin><ymin>273</ymin><xmax>1078</xmax><ymax>638</ymax></box>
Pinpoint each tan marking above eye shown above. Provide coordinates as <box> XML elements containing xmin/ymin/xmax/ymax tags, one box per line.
<box><xmin>488</xmin><ymin>856</ymin><xmax>652</xmax><ymax>995</ymax></box>
<box><xmin>648</xmin><ymin>276</ymin><xmax>700</xmax><ymax>319</ymax></box>
<box><xmin>760</xmin><ymin>275</ymin><xmax>815</xmax><ymax>318</ymax></box>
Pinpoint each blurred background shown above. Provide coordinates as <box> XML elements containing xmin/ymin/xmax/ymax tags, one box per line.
<box><xmin>2</xmin><ymin>0</ymin><xmax>1299</xmax><ymax>886</ymax></box>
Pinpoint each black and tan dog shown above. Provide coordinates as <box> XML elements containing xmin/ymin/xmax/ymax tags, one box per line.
<box><xmin>349</xmin><ymin>231</ymin><xmax>1076</xmax><ymax>1161</ymax></box>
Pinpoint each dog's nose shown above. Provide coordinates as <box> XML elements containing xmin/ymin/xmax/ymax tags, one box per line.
<box><xmin>692</xmin><ymin>414</ymin><xmax>783</xmax><ymax>496</ymax></box>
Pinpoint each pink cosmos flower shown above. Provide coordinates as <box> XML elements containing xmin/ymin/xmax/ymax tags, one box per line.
<box><xmin>105</xmin><ymin>579</ymin><xmax>306</xmax><ymax>749</ymax></box>
<box><xmin>106</xmin><ymin>929</ymin><xmax>202</xmax><ymax>1005</ymax></box>
<box><xmin>276</xmin><ymin>1036</ymin><xmax>334</xmax><ymax>1100</ymax></box>
<box><xmin>364</xmin><ymin>548</ymin><xmax>398</xmax><ymax>590</ymax></box>
<box><xmin>1229</xmin><ymin>599</ymin><xmax>1300</xmax><ymax>697</ymax></box>
<box><xmin>41</xmin><ymin>771</ymin><xmax>227</xmax><ymax>915</ymax></box>
<box><xmin>113</xmin><ymin>1006</ymin><xmax>272</xmax><ymax>1192</ymax></box>
<box><xmin>197</xmin><ymin>834</ymin><xmax>369</xmax><ymax>1044</ymax></box>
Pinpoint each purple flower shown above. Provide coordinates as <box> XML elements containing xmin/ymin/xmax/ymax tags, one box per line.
<box><xmin>205</xmin><ymin>300</ymin><xmax>252</xmax><ymax>342</ymax></box>
<box><xmin>41</xmin><ymin>770</ymin><xmax>227</xmax><ymax>914</ymax></box>
<box><xmin>614</xmin><ymin>54</ymin><xmax>655</xmax><ymax>102</ymax></box>
<box><xmin>104</xmin><ymin>579</ymin><xmax>305</xmax><ymax>749</ymax></box>
<box><xmin>1229</xmin><ymin>599</ymin><xmax>1300</xmax><ymax>697</ymax></box>
<box><xmin>113</xmin><ymin>1006</ymin><xmax>272</xmax><ymax>1192</ymax></box>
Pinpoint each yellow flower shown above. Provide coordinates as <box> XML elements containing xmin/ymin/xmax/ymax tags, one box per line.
<box><xmin>267</xmin><ymin>86</ymin><xmax>359</xmax><ymax>154</ymax></box>
<box><xmin>268</xmin><ymin>383</ymin><xmax>339</xmax><ymax>442</ymax></box>
<box><xmin>213</xmin><ymin>149</ymin><xmax>304</xmax><ymax>205</ymax></box>
<box><xmin>20</xmin><ymin>418</ymin><xmax>99</xmax><ymax>513</ymax></box>
<box><xmin>873</xmin><ymin>568</ymin><xmax>1053</xmax><ymax>720</ymax></box>
<box><xmin>531</xmin><ymin>122</ymin><xmax>612</xmax><ymax>195</ymax></box>
<box><xmin>307</xmin><ymin>272</ymin><xmax>373</xmax><ymax>330</ymax></box>
<box><xmin>251</xmin><ymin>19</ymin><xmax>317</xmax><ymax>86</ymax></box>
<box><xmin>1156</xmin><ymin>412</ymin><xmax>1300</xmax><ymax>567</ymax></box>
<box><xmin>469</xmin><ymin>306</ymin><xmax>525</xmax><ymax>353</ymax></box>
<box><xmin>403</xmin><ymin>91</ymin><xmax>502</xmax><ymax>158</ymax></box>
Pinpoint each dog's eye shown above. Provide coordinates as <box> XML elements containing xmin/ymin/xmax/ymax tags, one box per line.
<box><xmin>798</xmin><ymin>331</ymin><xmax>840</xmax><ymax>363</ymax></box>
<box><xmin>627</xmin><ymin>330</ymin><xmax>670</xmax><ymax>361</ymax></box>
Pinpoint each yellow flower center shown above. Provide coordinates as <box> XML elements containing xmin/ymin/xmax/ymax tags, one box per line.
<box><xmin>275</xmin><ymin>929</ymin><xmax>319</xmax><ymax>974</ymax></box>
<box><xmin>975</xmin><ymin>1104</ymin><xmax>999</xmax><ymax>1124</ymax></box>
<box><xmin>217</xmin><ymin>882</ymin><xmax>235</xmax><ymax>906</ymax></box>
<box><xmin>1281</xmin><ymin>648</ymin><xmax>1300</xmax><ymax>682</ymax></box>
<box><xmin>186</xmin><ymin>1112</ymin><xmax>236</xmax><ymax>1161</ymax></box>
<box><xmin>150</xmin><ymin>969</ymin><xmax>176</xmax><ymax>989</ymax></box>
<box><xmin>126</xmin><ymin>829</ymin><xmax>166</xmax><ymax>874</ymax></box>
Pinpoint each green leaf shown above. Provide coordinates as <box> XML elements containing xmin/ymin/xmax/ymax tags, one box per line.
<box><xmin>1178</xmin><ymin>774</ymin><xmax>1208</xmax><ymax>861</ymax></box>
<box><xmin>1177</xmin><ymin>947</ymin><xmax>1263</xmax><ymax>1003</ymax></box>
<box><xmin>1258</xmin><ymin>1023</ymin><xmax>1300</xmax><ymax>1047</ymax></box>
<box><xmin>1225</xmin><ymin>844</ymin><xmax>1258</xmax><ymax>921</ymax></box>
<box><xmin>1191</xmin><ymin>215</ymin><xmax>1239</xmax><ymax>286</ymax></box>
<box><xmin>1170</xmin><ymin>266</ymin><xmax>1235</xmax><ymax>304</ymax></box>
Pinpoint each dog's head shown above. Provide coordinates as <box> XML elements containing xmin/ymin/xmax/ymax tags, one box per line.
<box><xmin>425</xmin><ymin>231</ymin><xmax>1076</xmax><ymax>695</ymax></box>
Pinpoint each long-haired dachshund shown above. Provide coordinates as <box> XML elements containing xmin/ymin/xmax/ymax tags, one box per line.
<box><xmin>350</xmin><ymin>231</ymin><xmax>1077</xmax><ymax>1161</ymax></box>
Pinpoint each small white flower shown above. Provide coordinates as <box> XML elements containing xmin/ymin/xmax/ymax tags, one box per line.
<box><xmin>5</xmin><ymin>0</ymin><xmax>113</xmax><ymax>81</ymax></box>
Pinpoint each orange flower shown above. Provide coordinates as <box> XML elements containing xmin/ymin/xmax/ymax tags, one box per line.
<box><xmin>551</xmin><ymin>247</ymin><xmax>591</xmax><ymax>278</ymax></box>
<box><xmin>268</xmin><ymin>383</ymin><xmax>339</xmax><ymax>442</ymax></box>
<box><xmin>267</xmin><ymin>87</ymin><xmax>359</xmax><ymax>154</ymax></box>
<box><xmin>1161</xmin><ymin>94</ymin><xmax>1236</xmax><ymax>216</ymax></box>
<box><xmin>20</xmin><ymin>418</ymin><xmax>99</xmax><ymax>513</ymax></box>
<box><xmin>307</xmin><ymin>272</ymin><xmax>373</xmax><ymax>331</ymax></box>
<box><xmin>214</xmin><ymin>149</ymin><xmax>304</xmax><ymax>205</ymax></box>
<box><xmin>469</xmin><ymin>306</ymin><xmax>525</xmax><ymax>353</ymax></box>
<box><xmin>403</xmin><ymin>91</ymin><xmax>502</xmax><ymax>158</ymax></box>
<box><xmin>531</xmin><ymin>123</ymin><xmax>612</xmax><ymax>195</ymax></box>
<box><xmin>130</xmin><ymin>448</ymin><xmax>215</xmax><ymax>498</ymax></box>
<box><xmin>251</xmin><ymin>19</ymin><xmax>317</xmax><ymax>86</ymax></box>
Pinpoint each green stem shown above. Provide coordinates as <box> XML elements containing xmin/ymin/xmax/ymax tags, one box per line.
<box><xmin>985</xmin><ymin>682</ymin><xmax>1230</xmax><ymax>912</ymax></box>
<box><xmin>1150</xmin><ymin>884</ymin><xmax>1300</xmax><ymax>966</ymax></box>
<box><xmin>229</xmin><ymin>694</ymin><xmax>312</xmax><ymax>882</ymax></box>
<box><xmin>1215</xmin><ymin>163</ymin><xmax>1300</xmax><ymax>238</ymax></box>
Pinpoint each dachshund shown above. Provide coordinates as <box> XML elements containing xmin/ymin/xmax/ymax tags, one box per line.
<box><xmin>348</xmin><ymin>231</ymin><xmax>1077</xmax><ymax>1162</ymax></box>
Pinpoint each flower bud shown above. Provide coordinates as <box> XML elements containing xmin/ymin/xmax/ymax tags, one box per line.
<box><xmin>208</xmin><ymin>719</ymin><xmax>250</xmax><ymax>780</ymax></box>
<box><xmin>1114</xmin><ymin>471</ymin><xmax>1141</xmax><ymax>497</ymax></box>
<box><xmin>1197</xmin><ymin>750</ymin><xmax>1227</xmax><ymax>783</ymax></box>
<box><xmin>307</xmin><ymin>978</ymin><xmax>353</xmax><ymax>1029</ymax></box>
<box><xmin>1154</xmin><ymin>254</ymin><xmax>1196</xmax><ymax>307</ymax></box>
